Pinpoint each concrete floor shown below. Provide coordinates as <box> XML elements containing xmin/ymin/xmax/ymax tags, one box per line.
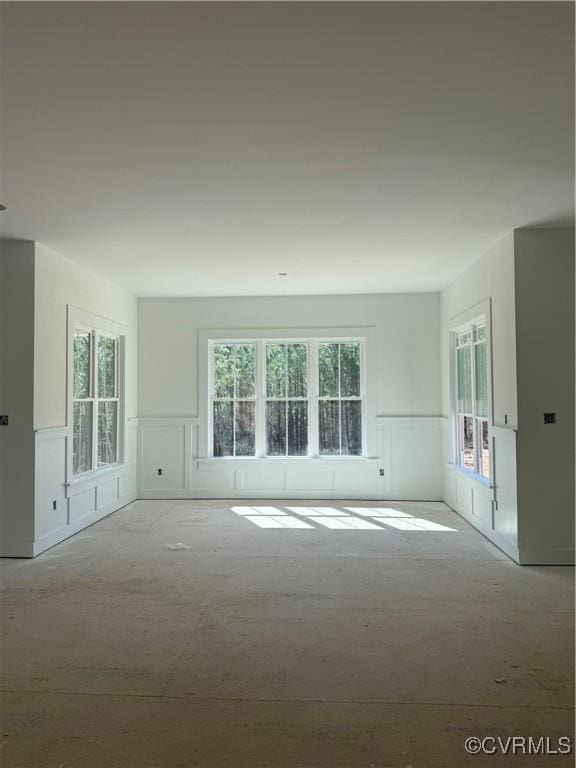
<box><xmin>1</xmin><ymin>499</ymin><xmax>574</xmax><ymax>768</ymax></box>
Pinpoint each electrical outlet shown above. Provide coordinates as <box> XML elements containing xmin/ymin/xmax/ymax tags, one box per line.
<box><xmin>0</xmin><ymin>415</ymin><xmax>8</xmax><ymax>426</ymax></box>
<box><xmin>52</xmin><ymin>500</ymin><xmax>57</xmax><ymax>510</ymax></box>
<box><xmin>544</xmin><ymin>412</ymin><xmax>556</xmax><ymax>424</ymax></box>
<box><xmin>379</xmin><ymin>468</ymin><xmax>385</xmax><ymax>476</ymax></box>
<box><xmin>157</xmin><ymin>468</ymin><xmax>163</xmax><ymax>476</ymax></box>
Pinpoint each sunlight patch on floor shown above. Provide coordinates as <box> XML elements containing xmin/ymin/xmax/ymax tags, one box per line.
<box><xmin>230</xmin><ymin>504</ymin><xmax>457</xmax><ymax>532</ymax></box>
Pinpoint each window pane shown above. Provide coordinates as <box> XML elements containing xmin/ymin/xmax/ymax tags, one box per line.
<box><xmin>462</xmin><ymin>415</ymin><xmax>474</xmax><ymax>470</ymax></box>
<box><xmin>214</xmin><ymin>345</ymin><xmax>235</xmax><ymax>398</ymax></box>
<box><xmin>476</xmin><ymin>324</ymin><xmax>487</xmax><ymax>342</ymax></box>
<box><xmin>266</xmin><ymin>401</ymin><xmax>286</xmax><ymax>456</ymax></box>
<box><xmin>457</xmin><ymin>346</ymin><xmax>472</xmax><ymax>413</ymax></box>
<box><xmin>235</xmin><ymin>401</ymin><xmax>255</xmax><ymax>456</ymax></box>
<box><xmin>98</xmin><ymin>336</ymin><xmax>116</xmax><ymax>398</ymax></box>
<box><xmin>341</xmin><ymin>400</ymin><xmax>362</xmax><ymax>455</ymax></box>
<box><xmin>97</xmin><ymin>400</ymin><xmax>117</xmax><ymax>466</ymax></box>
<box><xmin>288</xmin><ymin>401</ymin><xmax>308</xmax><ymax>456</ymax></box>
<box><xmin>266</xmin><ymin>344</ymin><xmax>286</xmax><ymax>398</ymax></box>
<box><xmin>475</xmin><ymin>342</ymin><xmax>488</xmax><ymax>418</ymax></box>
<box><xmin>319</xmin><ymin>400</ymin><xmax>340</xmax><ymax>455</ymax></box>
<box><xmin>74</xmin><ymin>331</ymin><xmax>91</xmax><ymax>399</ymax></box>
<box><xmin>235</xmin><ymin>344</ymin><xmax>256</xmax><ymax>398</ymax></box>
<box><xmin>319</xmin><ymin>343</ymin><xmax>339</xmax><ymax>397</ymax></box>
<box><xmin>480</xmin><ymin>419</ymin><xmax>490</xmax><ymax>478</ymax></box>
<box><xmin>213</xmin><ymin>400</ymin><xmax>233</xmax><ymax>456</ymax></box>
<box><xmin>73</xmin><ymin>401</ymin><xmax>93</xmax><ymax>474</ymax></box>
<box><xmin>340</xmin><ymin>342</ymin><xmax>361</xmax><ymax>397</ymax></box>
<box><xmin>287</xmin><ymin>343</ymin><xmax>307</xmax><ymax>398</ymax></box>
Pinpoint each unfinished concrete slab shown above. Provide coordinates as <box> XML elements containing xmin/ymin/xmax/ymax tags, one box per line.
<box><xmin>1</xmin><ymin>500</ymin><xmax>574</xmax><ymax>767</ymax></box>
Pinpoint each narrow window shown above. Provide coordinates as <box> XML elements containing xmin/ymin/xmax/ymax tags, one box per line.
<box><xmin>265</xmin><ymin>343</ymin><xmax>308</xmax><ymax>456</ymax></box>
<box><xmin>72</xmin><ymin>329</ymin><xmax>93</xmax><ymax>475</ymax></box>
<box><xmin>212</xmin><ymin>343</ymin><xmax>256</xmax><ymax>456</ymax></box>
<box><xmin>455</xmin><ymin>322</ymin><xmax>489</xmax><ymax>478</ymax></box>
<box><xmin>97</xmin><ymin>335</ymin><xmax>119</xmax><ymax>467</ymax></box>
<box><xmin>318</xmin><ymin>342</ymin><xmax>362</xmax><ymax>456</ymax></box>
<box><xmin>72</xmin><ymin>324</ymin><xmax>122</xmax><ymax>476</ymax></box>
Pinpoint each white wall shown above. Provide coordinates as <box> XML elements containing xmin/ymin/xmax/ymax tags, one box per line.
<box><xmin>1</xmin><ymin>243</ymin><xmax>139</xmax><ymax>557</ymax></box>
<box><xmin>31</xmin><ymin>244</ymin><xmax>139</xmax><ymax>556</ymax></box>
<box><xmin>440</xmin><ymin>229</ymin><xmax>575</xmax><ymax>565</ymax></box>
<box><xmin>440</xmin><ymin>234</ymin><xmax>520</xmax><ymax>561</ymax></box>
<box><xmin>34</xmin><ymin>243</ymin><xmax>138</xmax><ymax>429</ymax></box>
<box><xmin>440</xmin><ymin>233</ymin><xmax>517</xmax><ymax>426</ymax></box>
<box><xmin>139</xmin><ymin>293</ymin><xmax>440</xmax><ymax>417</ymax></box>
<box><xmin>513</xmin><ymin>228</ymin><xmax>574</xmax><ymax>564</ymax></box>
<box><xmin>137</xmin><ymin>294</ymin><xmax>443</xmax><ymax>500</ymax></box>
<box><xmin>0</xmin><ymin>241</ymin><xmax>36</xmax><ymax>553</ymax></box>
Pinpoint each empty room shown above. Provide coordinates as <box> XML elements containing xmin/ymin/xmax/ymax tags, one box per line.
<box><xmin>0</xmin><ymin>2</ymin><xmax>574</xmax><ymax>767</ymax></box>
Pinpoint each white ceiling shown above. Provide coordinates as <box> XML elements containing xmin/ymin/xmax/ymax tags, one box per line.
<box><xmin>1</xmin><ymin>2</ymin><xmax>573</xmax><ymax>297</ymax></box>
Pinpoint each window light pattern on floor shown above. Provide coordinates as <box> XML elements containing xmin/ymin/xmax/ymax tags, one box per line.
<box><xmin>244</xmin><ymin>515</ymin><xmax>313</xmax><ymax>529</ymax></box>
<box><xmin>230</xmin><ymin>506</ymin><xmax>456</xmax><ymax>531</ymax></box>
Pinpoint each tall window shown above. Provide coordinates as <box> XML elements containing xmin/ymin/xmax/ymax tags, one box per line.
<box><xmin>212</xmin><ymin>344</ymin><xmax>256</xmax><ymax>457</ymax></box>
<box><xmin>210</xmin><ymin>339</ymin><xmax>364</xmax><ymax>458</ymax></box>
<box><xmin>266</xmin><ymin>343</ymin><xmax>308</xmax><ymax>456</ymax></box>
<box><xmin>72</xmin><ymin>326</ymin><xmax>122</xmax><ymax>475</ymax></box>
<box><xmin>455</xmin><ymin>322</ymin><xmax>489</xmax><ymax>478</ymax></box>
<box><xmin>318</xmin><ymin>342</ymin><xmax>362</xmax><ymax>456</ymax></box>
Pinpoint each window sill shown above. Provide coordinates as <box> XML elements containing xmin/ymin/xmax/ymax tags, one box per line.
<box><xmin>447</xmin><ymin>463</ymin><xmax>491</xmax><ymax>488</ymax></box>
<box><xmin>199</xmin><ymin>455</ymin><xmax>377</xmax><ymax>462</ymax></box>
<box><xmin>67</xmin><ymin>462</ymin><xmax>126</xmax><ymax>488</ymax></box>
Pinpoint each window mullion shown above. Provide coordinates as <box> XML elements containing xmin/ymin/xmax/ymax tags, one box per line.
<box><xmin>92</xmin><ymin>331</ymin><xmax>98</xmax><ymax>471</ymax></box>
<box><xmin>472</xmin><ymin>344</ymin><xmax>477</xmax><ymax>474</ymax></box>
<box><xmin>257</xmin><ymin>342</ymin><xmax>265</xmax><ymax>457</ymax></box>
<box><xmin>232</xmin><ymin>346</ymin><xmax>237</xmax><ymax>457</ymax></box>
<box><xmin>338</xmin><ymin>344</ymin><xmax>342</xmax><ymax>456</ymax></box>
<box><xmin>310</xmin><ymin>340</ymin><xmax>318</xmax><ymax>457</ymax></box>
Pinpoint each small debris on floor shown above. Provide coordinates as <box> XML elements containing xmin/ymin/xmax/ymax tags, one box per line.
<box><xmin>167</xmin><ymin>542</ymin><xmax>190</xmax><ymax>550</ymax></box>
<box><xmin>494</xmin><ymin>678</ymin><xmax>507</xmax><ymax>684</ymax></box>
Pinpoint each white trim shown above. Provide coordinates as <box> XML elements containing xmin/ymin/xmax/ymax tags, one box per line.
<box><xmin>30</xmin><ymin>493</ymin><xmax>136</xmax><ymax>557</ymax></box>
<box><xmin>137</xmin><ymin>414</ymin><xmax>443</xmax><ymax>501</ymax></box>
<box><xmin>443</xmin><ymin>496</ymin><xmax>520</xmax><ymax>563</ymax></box>
<box><xmin>517</xmin><ymin>548</ymin><xmax>575</xmax><ymax>566</ymax></box>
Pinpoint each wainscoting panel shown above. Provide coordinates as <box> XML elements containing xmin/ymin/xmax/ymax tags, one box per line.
<box><xmin>442</xmin><ymin>418</ymin><xmax>520</xmax><ymax>562</ymax></box>
<box><xmin>35</xmin><ymin>428</ymin><xmax>68</xmax><ymax>541</ymax></box>
<box><xmin>138</xmin><ymin>416</ymin><xmax>444</xmax><ymax>500</ymax></box>
<box><xmin>29</xmin><ymin>419</ymin><xmax>139</xmax><ymax>557</ymax></box>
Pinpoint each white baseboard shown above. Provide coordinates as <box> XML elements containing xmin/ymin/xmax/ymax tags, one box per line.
<box><xmin>517</xmin><ymin>548</ymin><xmax>575</xmax><ymax>566</ymax></box>
<box><xmin>138</xmin><ymin>490</ymin><xmax>443</xmax><ymax>501</ymax></box>
<box><xmin>0</xmin><ymin>540</ymin><xmax>35</xmax><ymax>558</ymax></box>
<box><xmin>0</xmin><ymin>492</ymin><xmax>137</xmax><ymax>558</ymax></box>
<box><xmin>444</xmin><ymin>501</ymin><xmax>520</xmax><ymax>563</ymax></box>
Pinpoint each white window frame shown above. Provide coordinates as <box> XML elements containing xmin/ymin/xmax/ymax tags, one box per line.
<box><xmin>67</xmin><ymin>306</ymin><xmax>127</xmax><ymax>482</ymax></box>
<box><xmin>448</xmin><ymin>299</ymin><xmax>493</xmax><ymax>481</ymax></box>
<box><xmin>199</xmin><ymin>327</ymin><xmax>377</xmax><ymax>460</ymax></box>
